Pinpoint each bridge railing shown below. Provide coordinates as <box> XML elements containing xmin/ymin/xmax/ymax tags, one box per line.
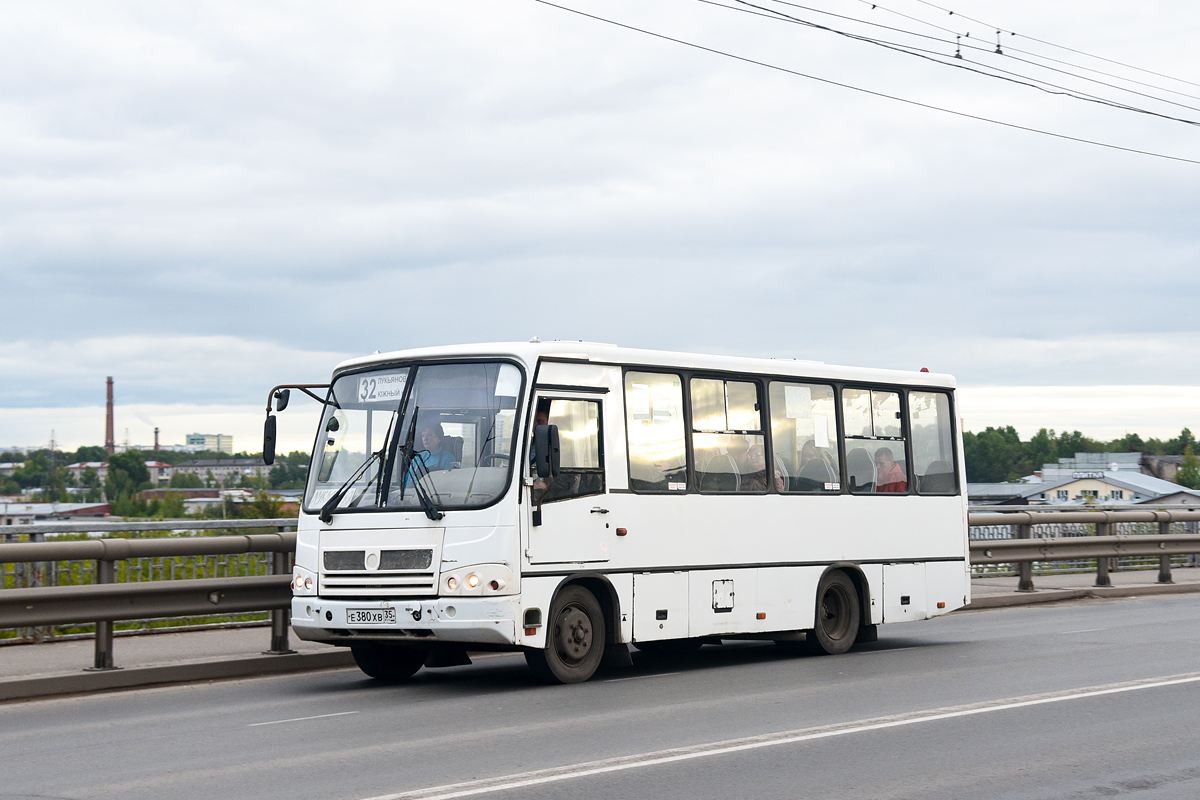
<box><xmin>968</xmin><ymin>506</ymin><xmax>1200</xmax><ymax>591</ymax></box>
<box><xmin>0</xmin><ymin>518</ymin><xmax>297</xmax><ymax>669</ymax></box>
<box><xmin>4</xmin><ymin>508</ymin><xmax>1200</xmax><ymax>671</ymax></box>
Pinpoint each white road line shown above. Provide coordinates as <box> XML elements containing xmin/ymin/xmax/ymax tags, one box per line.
<box><xmin>249</xmin><ymin>711</ymin><xmax>359</xmax><ymax>727</ymax></box>
<box><xmin>604</xmin><ymin>672</ymin><xmax>681</xmax><ymax>683</ymax></box>
<box><xmin>1062</xmin><ymin>628</ymin><xmax>1105</xmax><ymax>634</ymax></box>
<box><xmin>361</xmin><ymin>671</ymin><xmax>1200</xmax><ymax>800</ymax></box>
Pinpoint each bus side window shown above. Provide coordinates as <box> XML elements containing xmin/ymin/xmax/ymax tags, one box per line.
<box><xmin>624</xmin><ymin>372</ymin><xmax>688</xmax><ymax>493</ymax></box>
<box><xmin>768</xmin><ymin>382</ymin><xmax>839</xmax><ymax>492</ymax></box>
<box><xmin>537</xmin><ymin>399</ymin><xmax>605</xmax><ymax>503</ymax></box>
<box><xmin>843</xmin><ymin>388</ymin><xmax>908</xmax><ymax>494</ymax></box>
<box><xmin>909</xmin><ymin>391</ymin><xmax>958</xmax><ymax>495</ymax></box>
<box><xmin>691</xmin><ymin>378</ymin><xmax>766</xmax><ymax>493</ymax></box>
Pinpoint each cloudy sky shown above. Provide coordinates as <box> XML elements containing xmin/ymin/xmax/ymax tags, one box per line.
<box><xmin>2</xmin><ymin>0</ymin><xmax>1198</xmax><ymax>452</ymax></box>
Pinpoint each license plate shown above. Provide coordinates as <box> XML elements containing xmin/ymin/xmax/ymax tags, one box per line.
<box><xmin>347</xmin><ymin>608</ymin><xmax>396</xmax><ymax>625</ymax></box>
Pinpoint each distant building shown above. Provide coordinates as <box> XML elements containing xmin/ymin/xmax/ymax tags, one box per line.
<box><xmin>1142</xmin><ymin>455</ymin><xmax>1183</xmax><ymax>483</ymax></box>
<box><xmin>1</xmin><ymin>502</ymin><xmax>111</xmax><ymax>525</ymax></box>
<box><xmin>173</xmin><ymin>458</ymin><xmax>266</xmax><ymax>486</ymax></box>
<box><xmin>186</xmin><ymin>433</ymin><xmax>234</xmax><ymax>455</ymax></box>
<box><xmin>65</xmin><ymin>461</ymin><xmax>173</xmax><ymax>485</ymax></box>
<box><xmin>970</xmin><ymin>468</ymin><xmax>1200</xmax><ymax>506</ymax></box>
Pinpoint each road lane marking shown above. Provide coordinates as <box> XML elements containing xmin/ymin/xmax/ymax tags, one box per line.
<box><xmin>604</xmin><ymin>672</ymin><xmax>681</xmax><ymax>683</ymax></box>
<box><xmin>361</xmin><ymin>670</ymin><xmax>1200</xmax><ymax>800</ymax></box>
<box><xmin>1062</xmin><ymin>628</ymin><xmax>1105</xmax><ymax>634</ymax></box>
<box><xmin>249</xmin><ymin>711</ymin><xmax>359</xmax><ymax>727</ymax></box>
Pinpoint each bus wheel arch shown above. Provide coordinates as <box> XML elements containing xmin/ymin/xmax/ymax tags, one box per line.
<box><xmin>806</xmin><ymin>565</ymin><xmax>864</xmax><ymax>656</ymax></box>
<box><xmin>525</xmin><ymin>575</ymin><xmax>617</xmax><ymax>683</ymax></box>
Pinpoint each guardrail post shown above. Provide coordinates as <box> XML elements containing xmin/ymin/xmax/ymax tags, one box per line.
<box><xmin>87</xmin><ymin>559</ymin><xmax>118</xmax><ymax>671</ymax></box>
<box><xmin>1158</xmin><ymin>520</ymin><xmax>1174</xmax><ymax>584</ymax></box>
<box><xmin>264</xmin><ymin>533</ymin><xmax>296</xmax><ymax>655</ymax></box>
<box><xmin>1094</xmin><ymin>521</ymin><xmax>1112</xmax><ymax>587</ymax></box>
<box><xmin>1016</xmin><ymin>523</ymin><xmax>1034</xmax><ymax>592</ymax></box>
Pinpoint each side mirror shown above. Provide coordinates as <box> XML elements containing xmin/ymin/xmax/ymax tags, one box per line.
<box><xmin>263</xmin><ymin>415</ymin><xmax>277</xmax><ymax>466</ymax></box>
<box><xmin>274</xmin><ymin>389</ymin><xmax>291</xmax><ymax>412</ymax></box>
<box><xmin>533</xmin><ymin>424</ymin><xmax>561</xmax><ymax>479</ymax></box>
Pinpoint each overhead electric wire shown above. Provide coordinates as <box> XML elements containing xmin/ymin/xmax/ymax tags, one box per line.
<box><xmin>717</xmin><ymin>0</ymin><xmax>1200</xmax><ymax>124</ymax></box>
<box><xmin>903</xmin><ymin>0</ymin><xmax>1200</xmax><ymax>90</ymax></box>
<box><xmin>842</xmin><ymin>0</ymin><xmax>1200</xmax><ymax>103</ymax></box>
<box><xmin>746</xmin><ymin>0</ymin><xmax>1200</xmax><ymax>113</ymax></box>
<box><xmin>532</xmin><ymin>0</ymin><xmax>1200</xmax><ymax>166</ymax></box>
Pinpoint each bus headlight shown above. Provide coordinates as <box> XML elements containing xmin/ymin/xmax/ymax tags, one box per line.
<box><xmin>440</xmin><ymin>564</ymin><xmax>517</xmax><ymax>596</ymax></box>
<box><xmin>292</xmin><ymin>566</ymin><xmax>317</xmax><ymax>596</ymax></box>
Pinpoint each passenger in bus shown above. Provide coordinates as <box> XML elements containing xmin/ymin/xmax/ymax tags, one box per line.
<box><xmin>740</xmin><ymin>445</ymin><xmax>785</xmax><ymax>493</ymax></box>
<box><xmin>530</xmin><ymin>403</ymin><xmax>550</xmax><ymax>494</ymax></box>
<box><xmin>874</xmin><ymin>447</ymin><xmax>907</xmax><ymax>493</ymax></box>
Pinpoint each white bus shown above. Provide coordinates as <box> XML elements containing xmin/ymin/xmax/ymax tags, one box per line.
<box><xmin>267</xmin><ymin>341</ymin><xmax>969</xmax><ymax>684</ymax></box>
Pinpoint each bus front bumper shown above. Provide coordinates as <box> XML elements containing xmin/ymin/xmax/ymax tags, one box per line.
<box><xmin>291</xmin><ymin>595</ymin><xmax>519</xmax><ymax>646</ymax></box>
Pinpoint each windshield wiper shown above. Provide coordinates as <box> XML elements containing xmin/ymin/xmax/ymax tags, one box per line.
<box><xmin>394</xmin><ymin>405</ymin><xmax>445</xmax><ymax>521</ymax></box>
<box><xmin>318</xmin><ymin>451</ymin><xmax>383</xmax><ymax>524</ymax></box>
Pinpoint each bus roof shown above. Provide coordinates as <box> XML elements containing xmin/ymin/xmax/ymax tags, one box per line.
<box><xmin>333</xmin><ymin>341</ymin><xmax>957</xmax><ymax>389</ymax></box>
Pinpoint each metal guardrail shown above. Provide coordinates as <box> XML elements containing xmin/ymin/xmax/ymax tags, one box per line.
<box><xmin>967</xmin><ymin>507</ymin><xmax>1200</xmax><ymax>592</ymax></box>
<box><xmin>4</xmin><ymin>508</ymin><xmax>1200</xmax><ymax>675</ymax></box>
<box><xmin>0</xmin><ymin>518</ymin><xmax>298</xmax><ymax>670</ymax></box>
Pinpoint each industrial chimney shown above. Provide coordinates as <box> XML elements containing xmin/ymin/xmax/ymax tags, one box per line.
<box><xmin>154</xmin><ymin>427</ymin><xmax>160</xmax><ymax>453</ymax></box>
<box><xmin>105</xmin><ymin>377</ymin><xmax>115</xmax><ymax>456</ymax></box>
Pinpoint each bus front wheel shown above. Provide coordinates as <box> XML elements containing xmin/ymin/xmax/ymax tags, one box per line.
<box><xmin>351</xmin><ymin>642</ymin><xmax>429</xmax><ymax>680</ymax></box>
<box><xmin>804</xmin><ymin>571</ymin><xmax>860</xmax><ymax>656</ymax></box>
<box><xmin>525</xmin><ymin>585</ymin><xmax>606</xmax><ymax>684</ymax></box>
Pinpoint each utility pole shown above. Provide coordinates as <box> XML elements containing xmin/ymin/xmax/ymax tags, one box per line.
<box><xmin>105</xmin><ymin>377</ymin><xmax>115</xmax><ymax>456</ymax></box>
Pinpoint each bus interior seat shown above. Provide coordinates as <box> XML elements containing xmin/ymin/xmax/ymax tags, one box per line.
<box><xmin>795</xmin><ymin>457</ymin><xmax>834</xmax><ymax>491</ymax></box>
<box><xmin>699</xmin><ymin>453</ymin><xmax>741</xmax><ymax>492</ymax></box>
<box><xmin>846</xmin><ymin>447</ymin><xmax>876</xmax><ymax>492</ymax></box>
<box><xmin>774</xmin><ymin>456</ymin><xmax>790</xmax><ymax>486</ymax></box>
<box><xmin>919</xmin><ymin>460</ymin><xmax>955</xmax><ymax>493</ymax></box>
<box><xmin>444</xmin><ymin>436</ymin><xmax>464</xmax><ymax>463</ymax></box>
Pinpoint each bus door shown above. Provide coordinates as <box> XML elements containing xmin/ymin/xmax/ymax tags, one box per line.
<box><xmin>526</xmin><ymin>392</ymin><xmax>610</xmax><ymax>564</ymax></box>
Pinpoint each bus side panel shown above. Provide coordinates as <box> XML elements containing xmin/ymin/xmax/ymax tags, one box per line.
<box><xmin>859</xmin><ymin>563</ymin><xmax>884</xmax><ymax>625</ymax></box>
<box><xmin>926</xmin><ymin>559</ymin><xmax>969</xmax><ymax>616</ymax></box>
<box><xmin>688</xmin><ymin>568</ymin><xmax>758</xmax><ymax>636</ymax></box>
<box><xmin>882</xmin><ymin>563</ymin><xmax>927</xmax><ymax>623</ymax></box>
<box><xmin>633</xmin><ymin>572</ymin><xmax>689</xmax><ymax>641</ymax></box>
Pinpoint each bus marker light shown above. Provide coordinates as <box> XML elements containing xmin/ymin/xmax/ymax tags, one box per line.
<box><xmin>490</xmin><ymin>579</ymin><xmax>504</xmax><ymax>590</ymax></box>
<box><xmin>447</xmin><ymin>577</ymin><xmax>458</xmax><ymax>591</ymax></box>
<box><xmin>756</xmin><ymin>612</ymin><xmax>766</xmax><ymax>620</ymax></box>
<box><xmin>467</xmin><ymin>574</ymin><xmax>480</xmax><ymax>588</ymax></box>
<box><xmin>616</xmin><ymin>528</ymin><xmax>627</xmax><ymax>536</ymax></box>
<box><xmin>525</xmin><ymin>627</ymin><xmax>537</xmax><ymax>636</ymax></box>
<box><xmin>937</xmin><ymin>602</ymin><xmax>946</xmax><ymax>608</ymax></box>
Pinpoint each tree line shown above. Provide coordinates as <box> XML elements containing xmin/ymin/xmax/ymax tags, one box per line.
<box><xmin>964</xmin><ymin>426</ymin><xmax>1199</xmax><ymax>485</ymax></box>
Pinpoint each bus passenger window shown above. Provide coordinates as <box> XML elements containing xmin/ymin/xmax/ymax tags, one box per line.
<box><xmin>842</xmin><ymin>388</ymin><xmax>908</xmax><ymax>494</ymax></box>
<box><xmin>535</xmin><ymin>399</ymin><xmax>605</xmax><ymax>503</ymax></box>
<box><xmin>625</xmin><ymin>372</ymin><xmax>688</xmax><ymax>493</ymax></box>
<box><xmin>768</xmin><ymin>382</ymin><xmax>839</xmax><ymax>493</ymax></box>
<box><xmin>909</xmin><ymin>391</ymin><xmax>958</xmax><ymax>494</ymax></box>
<box><xmin>691</xmin><ymin>378</ymin><xmax>766</xmax><ymax>493</ymax></box>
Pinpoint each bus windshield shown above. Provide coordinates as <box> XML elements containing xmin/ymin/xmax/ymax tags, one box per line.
<box><xmin>303</xmin><ymin>361</ymin><xmax>523</xmax><ymax>515</ymax></box>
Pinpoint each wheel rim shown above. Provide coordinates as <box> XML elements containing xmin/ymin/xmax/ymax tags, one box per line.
<box><xmin>817</xmin><ymin>584</ymin><xmax>852</xmax><ymax>642</ymax></box>
<box><xmin>552</xmin><ymin>603</ymin><xmax>593</xmax><ymax>666</ymax></box>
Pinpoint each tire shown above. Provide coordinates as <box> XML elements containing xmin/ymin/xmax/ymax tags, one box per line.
<box><xmin>525</xmin><ymin>585</ymin><xmax>606</xmax><ymax>684</ymax></box>
<box><xmin>804</xmin><ymin>570</ymin><xmax>861</xmax><ymax>655</ymax></box>
<box><xmin>634</xmin><ymin>638</ymin><xmax>703</xmax><ymax>656</ymax></box>
<box><xmin>351</xmin><ymin>642</ymin><xmax>430</xmax><ymax>680</ymax></box>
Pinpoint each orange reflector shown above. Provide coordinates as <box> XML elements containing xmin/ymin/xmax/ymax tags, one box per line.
<box><xmin>490</xmin><ymin>580</ymin><xmax>500</xmax><ymax>590</ymax></box>
<box><xmin>524</xmin><ymin>627</ymin><xmax>537</xmax><ymax>636</ymax></box>
<box><xmin>616</xmin><ymin>528</ymin><xmax>627</xmax><ymax>536</ymax></box>
<box><xmin>756</xmin><ymin>612</ymin><xmax>766</xmax><ymax>620</ymax></box>
<box><xmin>937</xmin><ymin>601</ymin><xmax>946</xmax><ymax>608</ymax></box>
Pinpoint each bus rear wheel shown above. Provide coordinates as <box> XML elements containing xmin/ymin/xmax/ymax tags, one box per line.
<box><xmin>525</xmin><ymin>585</ymin><xmax>606</xmax><ymax>684</ymax></box>
<box><xmin>351</xmin><ymin>642</ymin><xmax>429</xmax><ymax>680</ymax></box>
<box><xmin>804</xmin><ymin>571</ymin><xmax>860</xmax><ymax>655</ymax></box>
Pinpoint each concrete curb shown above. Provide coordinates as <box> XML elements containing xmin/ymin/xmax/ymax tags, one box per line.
<box><xmin>962</xmin><ymin>581</ymin><xmax>1200</xmax><ymax>610</ymax></box>
<box><xmin>0</xmin><ymin>648</ymin><xmax>356</xmax><ymax>703</ymax></box>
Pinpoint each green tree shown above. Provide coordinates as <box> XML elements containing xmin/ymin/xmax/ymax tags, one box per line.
<box><xmin>72</xmin><ymin>445</ymin><xmax>108</xmax><ymax>463</ymax></box>
<box><xmin>159</xmin><ymin>491</ymin><xmax>187</xmax><ymax>518</ymax></box>
<box><xmin>244</xmin><ymin>491</ymin><xmax>283</xmax><ymax>519</ymax></box>
<box><xmin>1177</xmin><ymin>445</ymin><xmax>1200</xmax><ymax>490</ymax></box>
<box><xmin>963</xmin><ymin>426</ymin><xmax>1028</xmax><ymax>482</ymax></box>
<box><xmin>105</xmin><ymin>450</ymin><xmax>150</xmax><ymax>503</ymax></box>
<box><xmin>1026</xmin><ymin>428</ymin><xmax>1058</xmax><ymax>473</ymax></box>
<box><xmin>169</xmin><ymin>471</ymin><xmax>204</xmax><ymax>488</ymax></box>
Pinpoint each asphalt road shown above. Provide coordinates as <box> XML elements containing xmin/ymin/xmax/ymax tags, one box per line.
<box><xmin>4</xmin><ymin>595</ymin><xmax>1200</xmax><ymax>800</ymax></box>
